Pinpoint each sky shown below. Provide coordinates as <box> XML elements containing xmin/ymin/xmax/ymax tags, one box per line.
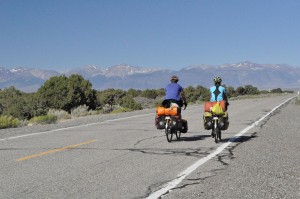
<box><xmin>0</xmin><ymin>0</ymin><xmax>300</xmax><ymax>71</ymax></box>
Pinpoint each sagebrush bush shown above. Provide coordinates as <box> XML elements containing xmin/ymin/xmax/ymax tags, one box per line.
<box><xmin>29</xmin><ymin>114</ymin><xmax>57</xmax><ymax>125</ymax></box>
<box><xmin>48</xmin><ymin>109</ymin><xmax>71</xmax><ymax>121</ymax></box>
<box><xmin>133</xmin><ymin>97</ymin><xmax>157</xmax><ymax>109</ymax></box>
<box><xmin>71</xmin><ymin>105</ymin><xmax>89</xmax><ymax>118</ymax></box>
<box><xmin>17</xmin><ymin>119</ymin><xmax>28</xmax><ymax>127</ymax></box>
<box><xmin>0</xmin><ymin>115</ymin><xmax>19</xmax><ymax>129</ymax></box>
<box><xmin>101</xmin><ymin>104</ymin><xmax>113</xmax><ymax>114</ymax></box>
<box><xmin>88</xmin><ymin>110</ymin><xmax>101</xmax><ymax>115</ymax></box>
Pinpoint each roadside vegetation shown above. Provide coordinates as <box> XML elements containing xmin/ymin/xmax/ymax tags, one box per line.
<box><xmin>0</xmin><ymin>74</ymin><xmax>294</xmax><ymax>129</ymax></box>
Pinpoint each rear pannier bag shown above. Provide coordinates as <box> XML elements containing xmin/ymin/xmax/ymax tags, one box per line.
<box><xmin>181</xmin><ymin>119</ymin><xmax>188</xmax><ymax>133</ymax></box>
<box><xmin>155</xmin><ymin>115</ymin><xmax>165</xmax><ymax>129</ymax></box>
<box><xmin>203</xmin><ymin>112</ymin><xmax>213</xmax><ymax>130</ymax></box>
<box><xmin>219</xmin><ymin>112</ymin><xmax>229</xmax><ymax>130</ymax></box>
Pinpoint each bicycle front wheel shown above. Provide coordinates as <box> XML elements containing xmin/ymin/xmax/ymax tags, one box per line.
<box><xmin>214</xmin><ymin>128</ymin><xmax>220</xmax><ymax>143</ymax></box>
<box><xmin>166</xmin><ymin>128</ymin><xmax>173</xmax><ymax>142</ymax></box>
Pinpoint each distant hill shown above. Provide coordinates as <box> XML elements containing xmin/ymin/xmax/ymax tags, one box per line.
<box><xmin>1</xmin><ymin>61</ymin><xmax>300</xmax><ymax>92</ymax></box>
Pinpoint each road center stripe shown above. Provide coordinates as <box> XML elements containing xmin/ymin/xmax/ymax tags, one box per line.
<box><xmin>17</xmin><ymin>140</ymin><xmax>97</xmax><ymax>161</ymax></box>
<box><xmin>147</xmin><ymin>96</ymin><xmax>296</xmax><ymax>199</ymax></box>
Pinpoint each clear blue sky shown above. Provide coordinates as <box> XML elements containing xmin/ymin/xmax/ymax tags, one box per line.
<box><xmin>1</xmin><ymin>0</ymin><xmax>299</xmax><ymax>71</ymax></box>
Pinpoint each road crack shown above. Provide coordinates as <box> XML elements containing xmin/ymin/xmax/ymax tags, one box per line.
<box><xmin>114</xmin><ymin>147</ymin><xmax>213</xmax><ymax>158</ymax></box>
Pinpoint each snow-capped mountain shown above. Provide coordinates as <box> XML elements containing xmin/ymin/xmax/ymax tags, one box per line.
<box><xmin>0</xmin><ymin>67</ymin><xmax>60</xmax><ymax>92</ymax></box>
<box><xmin>0</xmin><ymin>62</ymin><xmax>300</xmax><ymax>92</ymax></box>
<box><xmin>0</xmin><ymin>67</ymin><xmax>59</xmax><ymax>80</ymax></box>
<box><xmin>66</xmin><ymin>64</ymin><xmax>163</xmax><ymax>78</ymax></box>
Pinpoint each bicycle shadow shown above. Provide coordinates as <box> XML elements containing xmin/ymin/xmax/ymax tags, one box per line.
<box><xmin>179</xmin><ymin>134</ymin><xmax>211</xmax><ymax>142</ymax></box>
<box><xmin>220</xmin><ymin>133</ymin><xmax>258</xmax><ymax>143</ymax></box>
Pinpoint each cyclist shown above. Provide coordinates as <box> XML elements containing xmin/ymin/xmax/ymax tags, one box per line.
<box><xmin>209</xmin><ymin>76</ymin><xmax>229</xmax><ymax>137</ymax></box>
<box><xmin>162</xmin><ymin>75</ymin><xmax>187</xmax><ymax>109</ymax></box>
<box><xmin>210</xmin><ymin>76</ymin><xmax>229</xmax><ymax>110</ymax></box>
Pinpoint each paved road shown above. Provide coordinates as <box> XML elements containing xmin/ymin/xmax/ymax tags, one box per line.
<box><xmin>0</xmin><ymin>95</ymin><xmax>299</xmax><ymax>199</ymax></box>
<box><xmin>162</xmin><ymin>97</ymin><xmax>300</xmax><ymax>199</ymax></box>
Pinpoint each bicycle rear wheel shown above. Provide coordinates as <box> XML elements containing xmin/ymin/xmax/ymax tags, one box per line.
<box><xmin>166</xmin><ymin>128</ymin><xmax>173</xmax><ymax>142</ymax></box>
<box><xmin>165</xmin><ymin>119</ymin><xmax>173</xmax><ymax>142</ymax></box>
<box><xmin>214</xmin><ymin>128</ymin><xmax>220</xmax><ymax>143</ymax></box>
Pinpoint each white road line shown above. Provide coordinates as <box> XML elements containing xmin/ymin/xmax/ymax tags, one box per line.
<box><xmin>147</xmin><ymin>96</ymin><xmax>296</xmax><ymax>199</ymax></box>
<box><xmin>0</xmin><ymin>113</ymin><xmax>154</xmax><ymax>141</ymax></box>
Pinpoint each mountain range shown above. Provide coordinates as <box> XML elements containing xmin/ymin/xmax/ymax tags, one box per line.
<box><xmin>1</xmin><ymin>61</ymin><xmax>300</xmax><ymax>92</ymax></box>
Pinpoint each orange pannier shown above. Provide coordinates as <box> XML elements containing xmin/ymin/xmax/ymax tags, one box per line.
<box><xmin>156</xmin><ymin>106</ymin><xmax>179</xmax><ymax>116</ymax></box>
<box><xmin>165</xmin><ymin>106</ymin><xmax>179</xmax><ymax>116</ymax></box>
<box><xmin>204</xmin><ymin>100</ymin><xmax>226</xmax><ymax>112</ymax></box>
<box><xmin>156</xmin><ymin>106</ymin><xmax>166</xmax><ymax>116</ymax></box>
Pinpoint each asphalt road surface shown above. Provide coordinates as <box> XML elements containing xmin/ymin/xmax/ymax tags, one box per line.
<box><xmin>0</xmin><ymin>94</ymin><xmax>299</xmax><ymax>199</ymax></box>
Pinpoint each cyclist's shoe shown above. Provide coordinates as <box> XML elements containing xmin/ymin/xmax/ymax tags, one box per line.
<box><xmin>211</xmin><ymin>131</ymin><xmax>215</xmax><ymax>138</ymax></box>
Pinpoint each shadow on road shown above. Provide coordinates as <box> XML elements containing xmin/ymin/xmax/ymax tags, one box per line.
<box><xmin>220</xmin><ymin>132</ymin><xmax>258</xmax><ymax>143</ymax></box>
<box><xmin>179</xmin><ymin>134</ymin><xmax>211</xmax><ymax>142</ymax></box>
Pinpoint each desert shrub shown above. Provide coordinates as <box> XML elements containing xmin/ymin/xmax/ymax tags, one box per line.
<box><xmin>71</xmin><ymin>105</ymin><xmax>89</xmax><ymax>118</ymax></box>
<box><xmin>29</xmin><ymin>115</ymin><xmax>57</xmax><ymax>125</ymax></box>
<box><xmin>96</xmin><ymin>89</ymin><xmax>126</xmax><ymax>108</ymax></box>
<box><xmin>88</xmin><ymin>110</ymin><xmax>101</xmax><ymax>115</ymax></box>
<box><xmin>0</xmin><ymin>115</ymin><xmax>19</xmax><ymax>129</ymax></box>
<box><xmin>271</xmin><ymin>88</ymin><xmax>283</xmax><ymax>93</ymax></box>
<box><xmin>0</xmin><ymin>86</ymin><xmax>29</xmax><ymax>119</ymax></box>
<box><xmin>121</xmin><ymin>96</ymin><xmax>143</xmax><ymax>110</ymax></box>
<box><xmin>35</xmin><ymin>74</ymin><xmax>97</xmax><ymax>112</ymax></box>
<box><xmin>226</xmin><ymin>86</ymin><xmax>237</xmax><ymax>98</ymax></box>
<box><xmin>134</xmin><ymin>96</ymin><xmax>160</xmax><ymax>109</ymax></box>
<box><xmin>126</xmin><ymin>89</ymin><xmax>141</xmax><ymax>98</ymax></box>
<box><xmin>141</xmin><ymin>89</ymin><xmax>158</xmax><ymax>99</ymax></box>
<box><xmin>48</xmin><ymin>109</ymin><xmax>71</xmax><ymax>121</ymax></box>
<box><xmin>17</xmin><ymin>119</ymin><xmax>29</xmax><ymax>127</ymax></box>
<box><xmin>101</xmin><ymin>104</ymin><xmax>131</xmax><ymax>114</ymax></box>
<box><xmin>100</xmin><ymin>104</ymin><xmax>113</xmax><ymax>114</ymax></box>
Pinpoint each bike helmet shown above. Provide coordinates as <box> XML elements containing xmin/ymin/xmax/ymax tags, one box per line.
<box><xmin>170</xmin><ymin>75</ymin><xmax>179</xmax><ymax>82</ymax></box>
<box><xmin>213</xmin><ymin>76</ymin><xmax>222</xmax><ymax>84</ymax></box>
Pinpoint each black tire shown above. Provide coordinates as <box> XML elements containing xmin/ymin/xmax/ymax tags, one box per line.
<box><xmin>165</xmin><ymin>120</ymin><xmax>173</xmax><ymax>142</ymax></box>
<box><xmin>166</xmin><ymin>128</ymin><xmax>173</xmax><ymax>142</ymax></box>
<box><xmin>214</xmin><ymin>128</ymin><xmax>220</xmax><ymax>143</ymax></box>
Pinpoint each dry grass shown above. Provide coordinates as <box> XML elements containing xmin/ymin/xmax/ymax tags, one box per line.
<box><xmin>71</xmin><ymin>105</ymin><xmax>90</xmax><ymax>118</ymax></box>
<box><xmin>29</xmin><ymin>115</ymin><xmax>57</xmax><ymax>125</ymax></box>
<box><xmin>0</xmin><ymin>115</ymin><xmax>19</xmax><ymax>129</ymax></box>
<box><xmin>48</xmin><ymin>109</ymin><xmax>71</xmax><ymax>121</ymax></box>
